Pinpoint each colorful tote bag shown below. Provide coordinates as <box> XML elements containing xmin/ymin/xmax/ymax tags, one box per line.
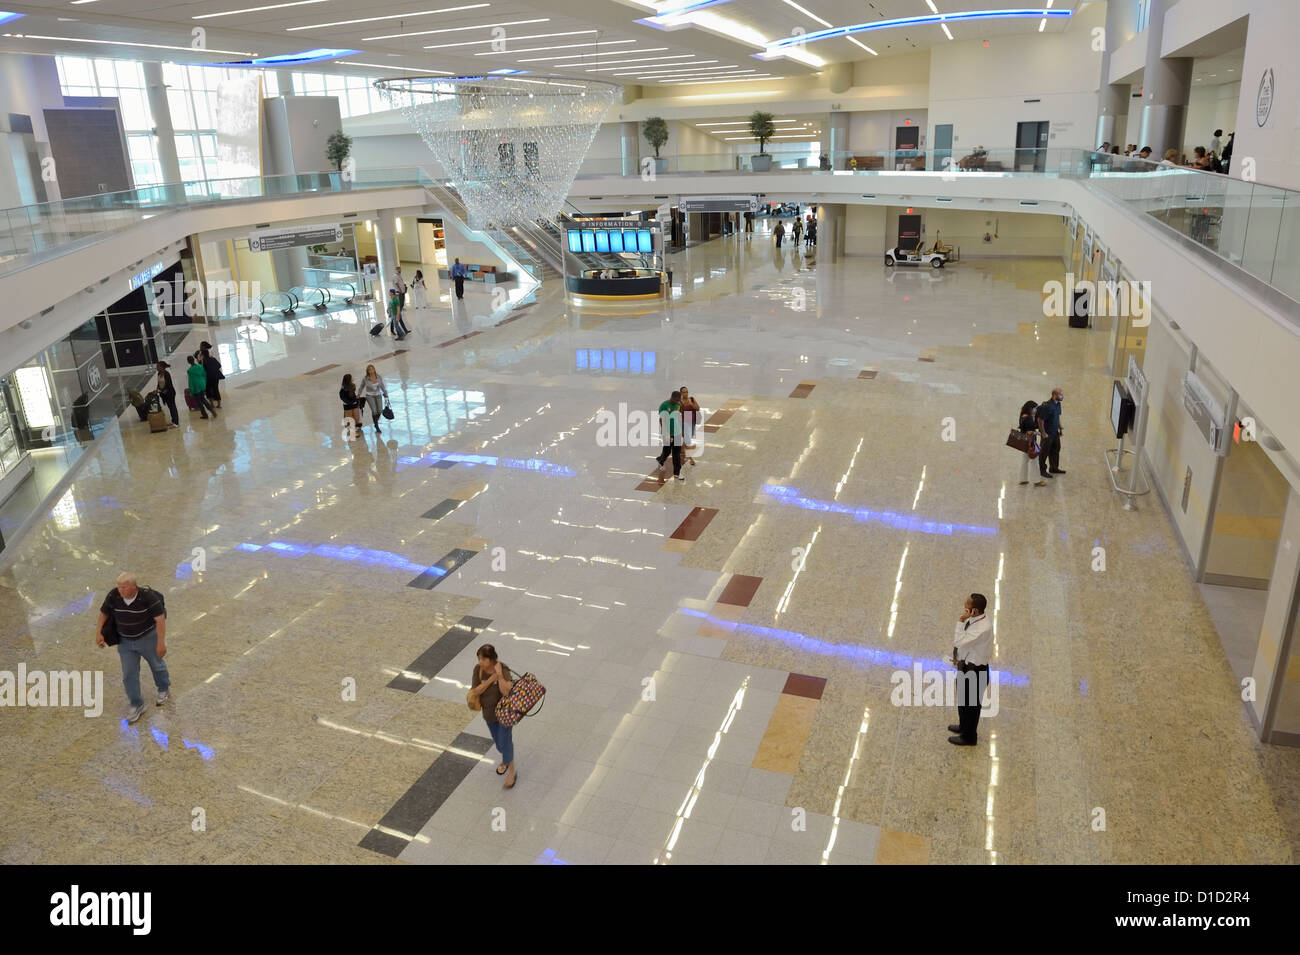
<box><xmin>495</xmin><ymin>672</ymin><xmax>547</xmax><ymax>727</ymax></box>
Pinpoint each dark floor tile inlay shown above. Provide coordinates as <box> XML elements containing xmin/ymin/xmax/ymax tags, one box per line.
<box><xmin>359</xmin><ymin>732</ymin><xmax>494</xmax><ymax>857</ymax></box>
<box><xmin>421</xmin><ymin>499</ymin><xmax>465</xmax><ymax>522</ymax></box>
<box><xmin>407</xmin><ymin>547</ymin><xmax>478</xmax><ymax>589</ymax></box>
<box><xmin>388</xmin><ymin>615</ymin><xmax>493</xmax><ymax>693</ymax></box>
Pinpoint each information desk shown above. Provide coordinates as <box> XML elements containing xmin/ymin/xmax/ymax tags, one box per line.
<box><xmin>566</xmin><ymin>271</ymin><xmax>662</xmax><ymax>299</ymax></box>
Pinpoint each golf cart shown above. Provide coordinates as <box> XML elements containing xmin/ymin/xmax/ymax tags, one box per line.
<box><xmin>885</xmin><ymin>240</ymin><xmax>948</xmax><ymax>268</ymax></box>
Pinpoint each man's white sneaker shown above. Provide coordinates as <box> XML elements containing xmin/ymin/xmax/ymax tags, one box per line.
<box><xmin>157</xmin><ymin>690</ymin><xmax>170</xmax><ymax>706</ymax></box>
<box><xmin>126</xmin><ymin>704</ymin><xmax>147</xmax><ymax>724</ymax></box>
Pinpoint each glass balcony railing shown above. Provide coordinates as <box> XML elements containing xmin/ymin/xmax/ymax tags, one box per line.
<box><xmin>2</xmin><ymin>149</ymin><xmax>1296</xmax><ymax>311</ymax></box>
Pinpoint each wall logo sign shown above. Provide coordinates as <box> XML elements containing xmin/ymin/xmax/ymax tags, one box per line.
<box><xmin>1256</xmin><ymin>68</ymin><xmax>1274</xmax><ymax>127</ymax></box>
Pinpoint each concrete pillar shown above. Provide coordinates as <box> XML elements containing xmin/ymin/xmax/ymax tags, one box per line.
<box><xmin>621</xmin><ymin>120</ymin><xmax>639</xmax><ymax>177</ymax></box>
<box><xmin>143</xmin><ymin>61</ymin><xmax>183</xmax><ymax>187</ymax></box>
<box><xmin>828</xmin><ymin>111</ymin><xmax>850</xmax><ymax>170</ymax></box>
<box><xmin>819</xmin><ymin>203</ymin><xmax>845</xmax><ymax>261</ymax></box>
<box><xmin>1094</xmin><ymin>0</ymin><xmax>1126</xmax><ymax>149</ymax></box>
<box><xmin>276</xmin><ymin>69</ymin><xmax>296</xmax><ymax>96</ymax></box>
<box><xmin>375</xmin><ymin>209</ymin><xmax>399</xmax><ymax>309</ymax></box>
<box><xmin>1137</xmin><ymin>0</ymin><xmax>1192</xmax><ymax>159</ymax></box>
<box><xmin>827</xmin><ymin>62</ymin><xmax>853</xmax><ymax>95</ymax></box>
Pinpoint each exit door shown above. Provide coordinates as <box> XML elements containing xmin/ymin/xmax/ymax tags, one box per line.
<box><xmin>895</xmin><ymin>125</ymin><xmax>921</xmax><ymax>170</ymax></box>
<box><xmin>1015</xmin><ymin>120</ymin><xmax>1049</xmax><ymax>172</ymax></box>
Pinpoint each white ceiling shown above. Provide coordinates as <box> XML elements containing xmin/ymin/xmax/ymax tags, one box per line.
<box><xmin>0</xmin><ymin>0</ymin><xmax>1082</xmax><ymax>85</ymax></box>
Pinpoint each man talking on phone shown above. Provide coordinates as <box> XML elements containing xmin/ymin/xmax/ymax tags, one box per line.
<box><xmin>949</xmin><ymin>592</ymin><xmax>991</xmax><ymax>746</ymax></box>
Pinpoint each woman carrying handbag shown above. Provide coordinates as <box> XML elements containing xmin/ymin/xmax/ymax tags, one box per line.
<box><xmin>467</xmin><ymin>644</ymin><xmax>518</xmax><ymax>788</ymax></box>
<box><xmin>1017</xmin><ymin>400</ymin><xmax>1046</xmax><ymax>487</ymax></box>
<box><xmin>357</xmin><ymin>364</ymin><xmax>389</xmax><ymax>436</ymax></box>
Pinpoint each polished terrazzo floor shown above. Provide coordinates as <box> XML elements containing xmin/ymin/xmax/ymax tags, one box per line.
<box><xmin>1</xmin><ymin>230</ymin><xmax>1297</xmax><ymax>865</ymax></box>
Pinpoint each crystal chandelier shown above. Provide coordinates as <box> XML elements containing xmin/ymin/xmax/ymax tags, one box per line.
<box><xmin>375</xmin><ymin>76</ymin><xmax>621</xmax><ymax>230</ymax></box>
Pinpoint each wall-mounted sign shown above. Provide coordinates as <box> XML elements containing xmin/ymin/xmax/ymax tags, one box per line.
<box><xmin>128</xmin><ymin>260</ymin><xmax>166</xmax><ymax>291</ymax></box>
<box><xmin>247</xmin><ymin>222</ymin><xmax>343</xmax><ymax>252</ymax></box>
<box><xmin>678</xmin><ymin>196</ymin><xmax>758</xmax><ymax>213</ymax></box>
<box><xmin>1256</xmin><ymin>68</ymin><xmax>1275</xmax><ymax>127</ymax></box>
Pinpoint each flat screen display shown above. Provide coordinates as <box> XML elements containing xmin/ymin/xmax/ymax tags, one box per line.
<box><xmin>608</xmin><ymin>230</ymin><xmax>624</xmax><ymax>253</ymax></box>
<box><xmin>594</xmin><ymin>231</ymin><xmax>610</xmax><ymax>253</ymax></box>
<box><xmin>567</xmin><ymin>230</ymin><xmax>582</xmax><ymax>253</ymax></box>
<box><xmin>637</xmin><ymin>230</ymin><xmax>653</xmax><ymax>253</ymax></box>
<box><xmin>581</xmin><ymin>230</ymin><xmax>596</xmax><ymax>253</ymax></box>
<box><xmin>1111</xmin><ymin>380</ymin><xmax>1134</xmax><ymax>438</ymax></box>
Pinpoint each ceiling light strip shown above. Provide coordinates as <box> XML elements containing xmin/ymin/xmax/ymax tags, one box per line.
<box><xmin>287</xmin><ymin>4</ymin><xmax>490</xmax><ymax>31</ymax></box>
<box><xmin>514</xmin><ymin>46</ymin><xmax>666</xmax><ymax>63</ymax></box>
<box><xmin>422</xmin><ymin>30</ymin><xmax>595</xmax><ymax>50</ymax></box>
<box><xmin>337</xmin><ymin>61</ymin><xmax>454</xmax><ymax>75</ymax></box>
<box><xmin>3</xmin><ymin>32</ymin><xmax>255</xmax><ymax>55</ymax></box>
<box><xmin>662</xmin><ymin>75</ymin><xmax>775</xmax><ymax>85</ymax></box>
<box><xmin>764</xmin><ymin>8</ymin><xmax>1072</xmax><ymax>50</ymax></box>
<box><xmin>364</xmin><ymin>18</ymin><xmax>547</xmax><ymax>41</ymax></box>
<box><xmin>780</xmin><ymin>0</ymin><xmax>832</xmax><ymax>28</ymax></box>
<box><xmin>476</xmin><ymin>39</ymin><xmax>637</xmax><ymax>56</ymax></box>
<box><xmin>194</xmin><ymin>0</ymin><xmax>326</xmax><ymax>19</ymax></box>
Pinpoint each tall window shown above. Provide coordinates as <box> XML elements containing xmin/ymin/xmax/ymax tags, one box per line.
<box><xmin>55</xmin><ymin>57</ymin><xmax>389</xmax><ymax>186</ymax></box>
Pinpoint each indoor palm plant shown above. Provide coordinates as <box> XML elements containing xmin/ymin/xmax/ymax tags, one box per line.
<box><xmin>748</xmin><ymin>111</ymin><xmax>775</xmax><ymax>171</ymax></box>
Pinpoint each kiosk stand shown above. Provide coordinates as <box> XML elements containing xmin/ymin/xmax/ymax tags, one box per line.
<box><xmin>1105</xmin><ymin>356</ymin><xmax>1152</xmax><ymax>510</ymax></box>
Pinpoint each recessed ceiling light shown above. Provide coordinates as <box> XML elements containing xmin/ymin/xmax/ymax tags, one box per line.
<box><xmin>942</xmin><ymin>23</ymin><xmax>954</xmax><ymax>40</ymax></box>
<box><xmin>364</xmin><ymin>18</ymin><xmax>546</xmax><ymax>41</ymax></box>
<box><xmin>194</xmin><ymin>0</ymin><xmax>329</xmax><ymax>20</ymax></box>
<box><xmin>477</xmin><ymin>39</ymin><xmax>637</xmax><ymax>56</ymax></box>
<box><xmin>781</xmin><ymin>0</ymin><xmax>832</xmax><ymax>29</ymax></box>
<box><xmin>287</xmin><ymin>5</ymin><xmax>489</xmax><ymax>31</ymax></box>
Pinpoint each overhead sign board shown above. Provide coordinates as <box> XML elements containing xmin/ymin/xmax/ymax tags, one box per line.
<box><xmin>678</xmin><ymin>195</ymin><xmax>758</xmax><ymax>213</ymax></box>
<box><xmin>128</xmin><ymin>260</ymin><xmax>166</xmax><ymax>291</ymax></box>
<box><xmin>247</xmin><ymin>223</ymin><xmax>343</xmax><ymax>252</ymax></box>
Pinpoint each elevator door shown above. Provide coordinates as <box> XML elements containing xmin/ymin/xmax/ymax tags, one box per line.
<box><xmin>1015</xmin><ymin>120</ymin><xmax>1049</xmax><ymax>172</ymax></box>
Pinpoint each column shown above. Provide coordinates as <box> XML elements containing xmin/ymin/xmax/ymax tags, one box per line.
<box><xmin>1094</xmin><ymin>0</ymin><xmax>1126</xmax><ymax>148</ymax></box>
<box><xmin>828</xmin><ymin>111</ymin><xmax>850</xmax><ymax>170</ymax></box>
<box><xmin>276</xmin><ymin>69</ymin><xmax>296</xmax><ymax>96</ymax></box>
<box><xmin>1137</xmin><ymin>0</ymin><xmax>1192</xmax><ymax>158</ymax></box>
<box><xmin>621</xmin><ymin>121</ymin><xmax>639</xmax><ymax>177</ymax></box>
<box><xmin>143</xmin><ymin>61</ymin><xmax>183</xmax><ymax>187</ymax></box>
<box><xmin>819</xmin><ymin>204</ymin><xmax>844</xmax><ymax>261</ymax></box>
<box><xmin>375</xmin><ymin>209</ymin><xmax>399</xmax><ymax>309</ymax></box>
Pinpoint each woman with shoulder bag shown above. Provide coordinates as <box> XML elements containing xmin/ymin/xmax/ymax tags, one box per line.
<box><xmin>467</xmin><ymin>643</ymin><xmax>517</xmax><ymax>788</ymax></box>
<box><xmin>1018</xmin><ymin>400</ymin><xmax>1046</xmax><ymax>487</ymax></box>
<box><xmin>357</xmin><ymin>364</ymin><xmax>389</xmax><ymax>436</ymax></box>
<box><xmin>339</xmin><ymin>374</ymin><xmax>363</xmax><ymax>440</ymax></box>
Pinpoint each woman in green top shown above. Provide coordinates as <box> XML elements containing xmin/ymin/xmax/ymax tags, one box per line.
<box><xmin>468</xmin><ymin>644</ymin><xmax>517</xmax><ymax>788</ymax></box>
<box><xmin>185</xmin><ymin>355</ymin><xmax>215</xmax><ymax>420</ymax></box>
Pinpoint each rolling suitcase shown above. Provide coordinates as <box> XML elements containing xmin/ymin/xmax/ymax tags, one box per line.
<box><xmin>148</xmin><ymin>410</ymin><xmax>168</xmax><ymax>433</ymax></box>
<box><xmin>370</xmin><ymin>323</ymin><xmax>384</xmax><ymax>336</ymax></box>
<box><xmin>184</xmin><ymin>388</ymin><xmax>199</xmax><ymax>411</ymax></box>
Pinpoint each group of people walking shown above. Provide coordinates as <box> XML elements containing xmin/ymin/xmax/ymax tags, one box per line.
<box><xmin>152</xmin><ymin>341</ymin><xmax>224</xmax><ymax>428</ymax></box>
<box><xmin>773</xmin><ymin>215</ymin><xmax>817</xmax><ymax>250</ymax></box>
<box><xmin>339</xmin><ymin>365</ymin><xmax>390</xmax><ymax>437</ymax></box>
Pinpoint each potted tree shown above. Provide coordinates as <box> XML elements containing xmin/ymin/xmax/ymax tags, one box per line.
<box><xmin>326</xmin><ymin>130</ymin><xmax>353</xmax><ymax>187</ymax></box>
<box><xmin>748</xmin><ymin>111</ymin><xmax>775</xmax><ymax>171</ymax></box>
<box><xmin>643</xmin><ymin>117</ymin><xmax>669</xmax><ymax>175</ymax></box>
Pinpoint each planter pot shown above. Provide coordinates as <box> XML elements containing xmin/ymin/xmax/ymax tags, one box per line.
<box><xmin>750</xmin><ymin>154</ymin><xmax>772</xmax><ymax>172</ymax></box>
<box><xmin>654</xmin><ymin>157</ymin><xmax>668</xmax><ymax>175</ymax></box>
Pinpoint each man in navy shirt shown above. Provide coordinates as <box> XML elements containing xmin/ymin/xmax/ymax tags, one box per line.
<box><xmin>450</xmin><ymin>258</ymin><xmax>469</xmax><ymax>300</ymax></box>
<box><xmin>1036</xmin><ymin>387</ymin><xmax>1065</xmax><ymax>478</ymax></box>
